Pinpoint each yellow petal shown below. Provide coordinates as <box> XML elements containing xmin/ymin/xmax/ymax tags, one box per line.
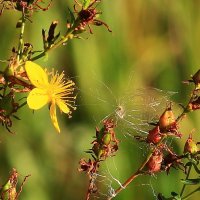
<box><xmin>50</xmin><ymin>101</ymin><xmax>60</xmax><ymax>133</ymax></box>
<box><xmin>25</xmin><ymin>61</ymin><xmax>48</xmax><ymax>87</ymax></box>
<box><xmin>27</xmin><ymin>88</ymin><xmax>49</xmax><ymax>110</ymax></box>
<box><xmin>56</xmin><ymin>99</ymin><xmax>70</xmax><ymax>114</ymax></box>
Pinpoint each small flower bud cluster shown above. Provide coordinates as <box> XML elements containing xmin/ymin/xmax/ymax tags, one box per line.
<box><xmin>68</xmin><ymin>0</ymin><xmax>112</xmax><ymax>35</ymax></box>
<box><xmin>0</xmin><ymin>168</ymin><xmax>30</xmax><ymax>199</ymax></box>
<box><xmin>146</xmin><ymin>133</ymin><xmax>199</xmax><ymax>174</ymax></box>
<box><xmin>79</xmin><ymin>118</ymin><xmax>119</xmax><ymax>196</ymax></box>
<box><xmin>144</xmin><ymin>104</ymin><xmax>197</xmax><ymax>174</ymax></box>
<box><xmin>91</xmin><ymin>119</ymin><xmax>119</xmax><ymax>160</ymax></box>
<box><xmin>143</xmin><ymin>71</ymin><xmax>200</xmax><ymax>176</ymax></box>
<box><xmin>0</xmin><ymin>0</ymin><xmax>52</xmax><ymax>15</ymax></box>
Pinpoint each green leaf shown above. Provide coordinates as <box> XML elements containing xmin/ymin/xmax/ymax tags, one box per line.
<box><xmin>181</xmin><ymin>178</ymin><xmax>200</xmax><ymax>185</ymax></box>
<box><xmin>68</xmin><ymin>8</ymin><xmax>75</xmax><ymax>26</ymax></box>
<box><xmin>83</xmin><ymin>0</ymin><xmax>91</xmax><ymax>9</ymax></box>
<box><xmin>157</xmin><ymin>193</ymin><xmax>181</xmax><ymax>200</ymax></box>
<box><xmin>185</xmin><ymin>161</ymin><xmax>193</xmax><ymax>167</ymax></box>
<box><xmin>193</xmin><ymin>163</ymin><xmax>200</xmax><ymax>174</ymax></box>
<box><xmin>0</xmin><ymin>180</ymin><xmax>12</xmax><ymax>192</ymax></box>
<box><xmin>171</xmin><ymin>192</ymin><xmax>182</xmax><ymax>200</ymax></box>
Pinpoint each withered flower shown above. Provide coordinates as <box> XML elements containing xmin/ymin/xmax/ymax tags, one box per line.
<box><xmin>146</xmin><ymin>149</ymin><xmax>163</xmax><ymax>173</ymax></box>
<box><xmin>79</xmin><ymin>158</ymin><xmax>99</xmax><ymax>175</ymax></box>
<box><xmin>162</xmin><ymin>152</ymin><xmax>184</xmax><ymax>174</ymax></box>
<box><xmin>147</xmin><ymin>126</ymin><xmax>162</xmax><ymax>144</ymax></box>
<box><xmin>73</xmin><ymin>0</ymin><xmax>112</xmax><ymax>34</ymax></box>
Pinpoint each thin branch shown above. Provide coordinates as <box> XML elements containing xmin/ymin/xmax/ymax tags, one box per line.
<box><xmin>17</xmin><ymin>11</ymin><xmax>26</xmax><ymax>62</ymax></box>
<box><xmin>180</xmin><ymin>165</ymin><xmax>192</xmax><ymax>197</ymax></box>
<box><xmin>31</xmin><ymin>19</ymin><xmax>80</xmax><ymax>61</ymax></box>
<box><xmin>182</xmin><ymin>186</ymin><xmax>200</xmax><ymax>200</ymax></box>
<box><xmin>107</xmin><ymin>135</ymin><xmax>167</xmax><ymax>200</ymax></box>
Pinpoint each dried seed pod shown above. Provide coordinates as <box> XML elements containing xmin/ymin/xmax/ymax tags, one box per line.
<box><xmin>147</xmin><ymin>126</ymin><xmax>162</xmax><ymax>144</ymax></box>
<box><xmin>146</xmin><ymin>150</ymin><xmax>163</xmax><ymax>173</ymax></box>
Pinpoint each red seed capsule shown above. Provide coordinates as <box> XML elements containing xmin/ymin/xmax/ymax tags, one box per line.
<box><xmin>146</xmin><ymin>150</ymin><xmax>163</xmax><ymax>173</ymax></box>
<box><xmin>147</xmin><ymin>126</ymin><xmax>162</xmax><ymax>144</ymax></box>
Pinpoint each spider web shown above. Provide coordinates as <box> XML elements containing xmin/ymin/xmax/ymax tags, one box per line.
<box><xmin>78</xmin><ymin>75</ymin><xmax>178</xmax><ymax>199</ymax></box>
<box><xmin>78</xmin><ymin>75</ymin><xmax>177</xmax><ymax>137</ymax></box>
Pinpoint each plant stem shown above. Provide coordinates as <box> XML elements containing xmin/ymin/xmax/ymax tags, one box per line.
<box><xmin>180</xmin><ymin>165</ymin><xmax>192</xmax><ymax>197</ymax></box>
<box><xmin>107</xmin><ymin>132</ymin><xmax>167</xmax><ymax>200</ymax></box>
<box><xmin>107</xmin><ymin>170</ymin><xmax>141</xmax><ymax>200</ymax></box>
<box><xmin>176</xmin><ymin>87</ymin><xmax>199</xmax><ymax>123</ymax></box>
<box><xmin>106</xmin><ymin>155</ymin><xmax>150</xmax><ymax>200</ymax></box>
<box><xmin>176</xmin><ymin>108</ymin><xmax>187</xmax><ymax>123</ymax></box>
<box><xmin>182</xmin><ymin>186</ymin><xmax>200</xmax><ymax>200</ymax></box>
<box><xmin>178</xmin><ymin>88</ymin><xmax>199</xmax><ymax>197</ymax></box>
<box><xmin>31</xmin><ymin>20</ymin><xmax>80</xmax><ymax>61</ymax></box>
<box><xmin>85</xmin><ymin>172</ymin><xmax>98</xmax><ymax>200</ymax></box>
<box><xmin>107</xmin><ymin>136</ymin><xmax>167</xmax><ymax>200</ymax></box>
<box><xmin>17</xmin><ymin>12</ymin><xmax>26</xmax><ymax>62</ymax></box>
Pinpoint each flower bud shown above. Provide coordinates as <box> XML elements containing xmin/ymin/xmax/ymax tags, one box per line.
<box><xmin>184</xmin><ymin>134</ymin><xmax>198</xmax><ymax>154</ymax></box>
<box><xmin>4</xmin><ymin>65</ymin><xmax>15</xmax><ymax>77</ymax></box>
<box><xmin>159</xmin><ymin>105</ymin><xmax>176</xmax><ymax>131</ymax></box>
<box><xmin>92</xmin><ymin>143</ymin><xmax>104</xmax><ymax>159</ymax></box>
<box><xmin>102</xmin><ymin>132</ymin><xmax>111</xmax><ymax>145</ymax></box>
<box><xmin>0</xmin><ymin>180</ymin><xmax>17</xmax><ymax>200</ymax></box>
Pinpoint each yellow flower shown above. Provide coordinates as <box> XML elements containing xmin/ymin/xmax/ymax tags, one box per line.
<box><xmin>25</xmin><ymin>61</ymin><xmax>76</xmax><ymax>133</ymax></box>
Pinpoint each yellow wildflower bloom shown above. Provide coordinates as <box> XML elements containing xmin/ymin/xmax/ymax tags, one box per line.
<box><xmin>25</xmin><ymin>61</ymin><xmax>76</xmax><ymax>133</ymax></box>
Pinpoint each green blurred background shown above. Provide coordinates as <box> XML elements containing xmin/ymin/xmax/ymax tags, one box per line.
<box><xmin>0</xmin><ymin>0</ymin><xmax>200</xmax><ymax>199</ymax></box>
